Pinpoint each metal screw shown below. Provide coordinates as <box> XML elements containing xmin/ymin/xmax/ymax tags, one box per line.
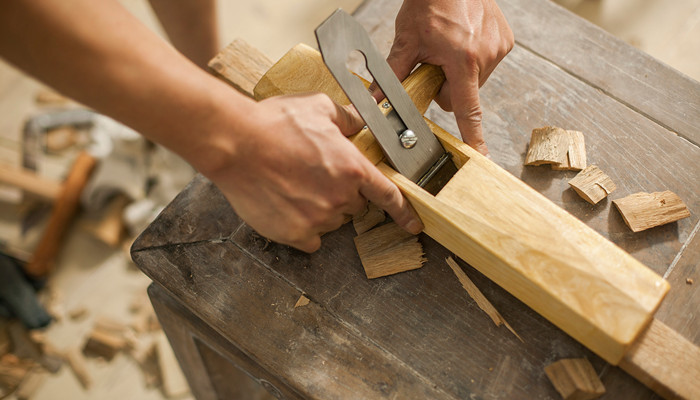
<box><xmin>382</xmin><ymin>102</ymin><xmax>390</xmax><ymax>109</ymax></box>
<box><xmin>399</xmin><ymin>129</ymin><xmax>417</xmax><ymax>149</ymax></box>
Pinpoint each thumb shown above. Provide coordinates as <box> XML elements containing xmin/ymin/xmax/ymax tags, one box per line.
<box><xmin>370</xmin><ymin>43</ymin><xmax>418</xmax><ymax>103</ymax></box>
<box><xmin>331</xmin><ymin>101</ymin><xmax>365</xmax><ymax>137</ymax></box>
<box><xmin>451</xmin><ymin>72</ymin><xmax>488</xmax><ymax>156</ymax></box>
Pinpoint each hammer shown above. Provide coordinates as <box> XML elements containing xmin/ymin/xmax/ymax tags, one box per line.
<box><xmin>0</xmin><ymin>151</ymin><xmax>97</xmax><ymax>277</ymax></box>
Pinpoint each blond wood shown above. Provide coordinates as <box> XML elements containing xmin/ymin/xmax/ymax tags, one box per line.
<box><xmin>544</xmin><ymin>358</ymin><xmax>605</xmax><ymax>400</ymax></box>
<box><xmin>525</xmin><ymin>126</ymin><xmax>569</xmax><ymax>167</ymax></box>
<box><xmin>613</xmin><ymin>191</ymin><xmax>691</xmax><ymax>232</ymax></box>
<box><xmin>294</xmin><ymin>295</ymin><xmax>310</xmax><ymax>308</ymax></box>
<box><xmin>352</xmin><ymin>202</ymin><xmax>385</xmax><ymax>234</ymax></box>
<box><xmin>0</xmin><ymin>163</ymin><xmax>62</xmax><ymax>201</ymax></box>
<box><xmin>446</xmin><ymin>257</ymin><xmax>521</xmax><ymax>341</ymax></box>
<box><xmin>568</xmin><ymin>165</ymin><xmax>616</xmax><ymax>204</ymax></box>
<box><xmin>620</xmin><ymin>318</ymin><xmax>700</xmax><ymax>400</ymax></box>
<box><xmin>552</xmin><ymin>130</ymin><xmax>587</xmax><ymax>171</ymax></box>
<box><xmin>354</xmin><ymin>222</ymin><xmax>426</xmax><ymax>279</ymax></box>
<box><xmin>244</xmin><ymin>43</ymin><xmax>669</xmax><ymax>364</ymax></box>
<box><xmin>208</xmin><ymin>39</ymin><xmax>273</xmax><ymax>98</ymax></box>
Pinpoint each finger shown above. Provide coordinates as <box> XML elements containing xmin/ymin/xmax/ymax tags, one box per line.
<box><xmin>343</xmin><ymin>193</ymin><xmax>368</xmax><ymax>217</ymax></box>
<box><xmin>449</xmin><ymin>68</ymin><xmax>489</xmax><ymax>156</ymax></box>
<box><xmin>358</xmin><ymin>162</ymin><xmax>423</xmax><ymax>235</ymax></box>
<box><xmin>331</xmin><ymin>101</ymin><xmax>365</xmax><ymax>137</ymax></box>
<box><xmin>289</xmin><ymin>234</ymin><xmax>322</xmax><ymax>254</ymax></box>
<box><xmin>434</xmin><ymin>80</ymin><xmax>452</xmax><ymax>112</ymax></box>
<box><xmin>370</xmin><ymin>44</ymin><xmax>418</xmax><ymax>102</ymax></box>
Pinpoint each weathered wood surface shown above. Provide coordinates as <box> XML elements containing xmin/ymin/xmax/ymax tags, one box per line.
<box><xmin>133</xmin><ymin>0</ymin><xmax>700</xmax><ymax>398</ymax></box>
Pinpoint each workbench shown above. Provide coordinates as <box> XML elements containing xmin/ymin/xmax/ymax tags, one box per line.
<box><xmin>131</xmin><ymin>0</ymin><xmax>700</xmax><ymax>398</ymax></box>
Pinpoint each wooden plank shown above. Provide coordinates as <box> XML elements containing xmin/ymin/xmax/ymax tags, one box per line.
<box><xmin>250</xmin><ymin>42</ymin><xmax>668</xmax><ymax>365</ymax></box>
<box><xmin>499</xmin><ymin>0</ymin><xmax>700</xmax><ymax>146</ymax></box>
<box><xmin>619</xmin><ymin>318</ymin><xmax>700</xmax><ymax>400</ymax></box>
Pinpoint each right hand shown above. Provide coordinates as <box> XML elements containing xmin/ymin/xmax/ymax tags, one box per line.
<box><xmin>203</xmin><ymin>93</ymin><xmax>424</xmax><ymax>252</ymax></box>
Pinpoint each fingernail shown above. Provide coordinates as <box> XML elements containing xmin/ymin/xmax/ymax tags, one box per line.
<box><xmin>406</xmin><ymin>219</ymin><xmax>424</xmax><ymax>235</ymax></box>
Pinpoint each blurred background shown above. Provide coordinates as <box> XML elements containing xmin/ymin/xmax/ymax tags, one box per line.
<box><xmin>0</xmin><ymin>0</ymin><xmax>697</xmax><ymax>399</ymax></box>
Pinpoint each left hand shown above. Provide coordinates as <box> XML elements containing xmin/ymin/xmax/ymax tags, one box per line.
<box><xmin>376</xmin><ymin>0</ymin><xmax>514</xmax><ymax>156</ymax></box>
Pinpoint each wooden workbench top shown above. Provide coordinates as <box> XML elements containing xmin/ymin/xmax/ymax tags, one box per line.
<box><xmin>132</xmin><ymin>0</ymin><xmax>700</xmax><ymax>398</ymax></box>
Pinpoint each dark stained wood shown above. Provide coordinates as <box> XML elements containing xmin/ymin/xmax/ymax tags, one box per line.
<box><xmin>138</xmin><ymin>242</ymin><xmax>449</xmax><ymax>399</ymax></box>
<box><xmin>132</xmin><ymin>0</ymin><xmax>700</xmax><ymax>398</ymax></box>
<box><xmin>499</xmin><ymin>0</ymin><xmax>700</xmax><ymax>147</ymax></box>
<box><xmin>655</xmin><ymin>221</ymin><xmax>700</xmax><ymax>347</ymax></box>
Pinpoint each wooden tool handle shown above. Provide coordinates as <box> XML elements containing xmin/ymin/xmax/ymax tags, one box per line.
<box><xmin>399</xmin><ymin>64</ymin><xmax>445</xmax><ymax>115</ymax></box>
<box><xmin>25</xmin><ymin>151</ymin><xmax>97</xmax><ymax>277</ymax></box>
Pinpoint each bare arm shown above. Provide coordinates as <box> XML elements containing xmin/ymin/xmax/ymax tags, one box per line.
<box><xmin>149</xmin><ymin>0</ymin><xmax>220</xmax><ymax>69</ymax></box>
<box><xmin>0</xmin><ymin>0</ymin><xmax>422</xmax><ymax>252</ymax></box>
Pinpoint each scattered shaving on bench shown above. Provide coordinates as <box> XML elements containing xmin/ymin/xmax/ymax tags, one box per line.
<box><xmin>613</xmin><ymin>191</ymin><xmax>690</xmax><ymax>232</ymax></box>
<box><xmin>353</xmin><ymin>202</ymin><xmax>385</xmax><ymax>234</ymax></box>
<box><xmin>294</xmin><ymin>295</ymin><xmax>310</xmax><ymax>308</ymax></box>
<box><xmin>568</xmin><ymin>165</ymin><xmax>616</xmax><ymax>204</ymax></box>
<box><xmin>525</xmin><ymin>126</ymin><xmax>586</xmax><ymax>170</ymax></box>
<box><xmin>446</xmin><ymin>257</ymin><xmax>522</xmax><ymax>342</ymax></box>
<box><xmin>544</xmin><ymin>358</ymin><xmax>605</xmax><ymax>400</ymax></box>
<box><xmin>354</xmin><ymin>222</ymin><xmax>425</xmax><ymax>279</ymax></box>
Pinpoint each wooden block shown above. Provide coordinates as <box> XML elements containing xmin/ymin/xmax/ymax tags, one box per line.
<box><xmin>64</xmin><ymin>347</ymin><xmax>91</xmax><ymax>389</ymax></box>
<box><xmin>613</xmin><ymin>191</ymin><xmax>691</xmax><ymax>232</ymax></box>
<box><xmin>544</xmin><ymin>358</ymin><xmax>605</xmax><ymax>400</ymax></box>
<box><xmin>568</xmin><ymin>165</ymin><xmax>616</xmax><ymax>204</ymax></box>
<box><xmin>552</xmin><ymin>130</ymin><xmax>587</xmax><ymax>171</ymax></box>
<box><xmin>224</xmin><ymin>41</ymin><xmax>671</xmax><ymax>366</ymax></box>
<box><xmin>445</xmin><ymin>257</ymin><xmax>521</xmax><ymax>341</ymax></box>
<box><xmin>352</xmin><ymin>202</ymin><xmax>385</xmax><ymax>234</ymax></box>
<box><xmin>82</xmin><ymin>194</ymin><xmax>129</xmax><ymax>247</ymax></box>
<box><xmin>354</xmin><ymin>222</ymin><xmax>426</xmax><ymax>279</ymax></box>
<box><xmin>525</xmin><ymin>126</ymin><xmax>569</xmax><ymax>167</ymax></box>
<box><xmin>207</xmin><ymin>39</ymin><xmax>273</xmax><ymax>98</ymax></box>
<box><xmin>82</xmin><ymin>328</ymin><xmax>126</xmax><ymax>361</ymax></box>
<box><xmin>156</xmin><ymin>332</ymin><xmax>189</xmax><ymax>398</ymax></box>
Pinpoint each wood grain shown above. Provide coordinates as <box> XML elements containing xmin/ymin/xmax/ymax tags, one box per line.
<box><xmin>252</xmin><ymin>42</ymin><xmax>669</xmax><ymax>365</ymax></box>
<box><xmin>544</xmin><ymin>358</ymin><xmax>606</xmax><ymax>400</ymax></box>
<box><xmin>620</xmin><ymin>318</ymin><xmax>700</xmax><ymax>400</ymax></box>
<box><xmin>613</xmin><ymin>191</ymin><xmax>691</xmax><ymax>233</ymax></box>
<box><xmin>569</xmin><ymin>165</ymin><xmax>616</xmax><ymax>205</ymax></box>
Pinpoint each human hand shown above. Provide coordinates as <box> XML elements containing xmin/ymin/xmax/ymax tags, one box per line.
<box><xmin>377</xmin><ymin>0</ymin><xmax>513</xmax><ymax>155</ymax></box>
<box><xmin>203</xmin><ymin>93</ymin><xmax>423</xmax><ymax>252</ymax></box>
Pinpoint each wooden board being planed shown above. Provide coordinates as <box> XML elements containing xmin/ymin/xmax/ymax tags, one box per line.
<box><xmin>209</xmin><ymin>40</ymin><xmax>700</xmax><ymax>398</ymax></box>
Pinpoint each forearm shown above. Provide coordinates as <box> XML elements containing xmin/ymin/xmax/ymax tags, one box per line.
<box><xmin>0</xmin><ymin>0</ymin><xmax>249</xmax><ymax>173</ymax></box>
<box><xmin>149</xmin><ymin>0</ymin><xmax>219</xmax><ymax>69</ymax></box>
